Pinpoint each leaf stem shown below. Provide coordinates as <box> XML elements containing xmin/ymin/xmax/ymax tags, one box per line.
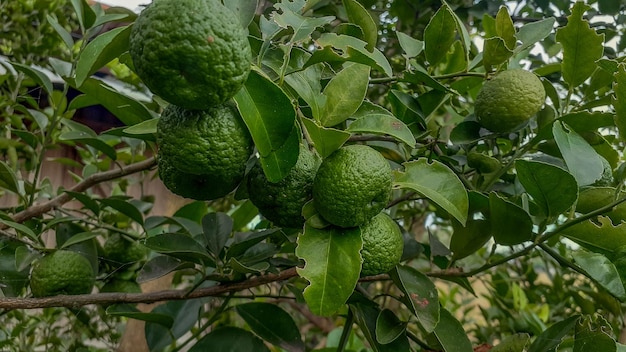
<box><xmin>336</xmin><ymin>309</ymin><xmax>354</xmax><ymax>352</ymax></box>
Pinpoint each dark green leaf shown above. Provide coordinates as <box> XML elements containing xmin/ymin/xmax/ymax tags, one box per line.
<box><xmin>491</xmin><ymin>333</ymin><xmax>531</xmax><ymax>352</ymax></box>
<box><xmin>71</xmin><ymin>0</ymin><xmax>96</xmax><ymax>30</ymax></box>
<box><xmin>563</xmin><ymin>217</ymin><xmax>626</xmax><ymax>257</ymax></box>
<box><xmin>450</xmin><ymin>218</ymin><xmax>491</xmax><ymax>260</ymax></box>
<box><xmin>515</xmin><ymin>160</ymin><xmax>578</xmax><ymax>218</ymax></box>
<box><xmin>98</xmin><ymin>198</ymin><xmax>144</xmax><ymax>225</ymax></box>
<box><xmin>10</xmin><ymin>62</ymin><xmax>54</xmax><ymax>95</ymax></box>
<box><xmin>527</xmin><ymin>315</ymin><xmax>579</xmax><ymax>352</ymax></box>
<box><xmin>573</xmin><ymin>315</ymin><xmax>616</xmax><ymax>352</ymax></box>
<box><xmin>229</xmin><ymin>257</ymin><xmax>270</xmax><ymax>274</ymax></box>
<box><xmin>75</xmin><ymin>25</ymin><xmax>131</xmax><ymax>87</ymax></box>
<box><xmin>342</xmin><ymin>0</ymin><xmax>378</xmax><ymax>50</ymax></box>
<box><xmin>106</xmin><ymin>304</ymin><xmax>174</xmax><ymax>328</ymax></box>
<box><xmin>350</xmin><ymin>300</ymin><xmax>411</xmax><ymax>352</ymax></box>
<box><xmin>145</xmin><ymin>299</ymin><xmax>204</xmax><ymax>351</ymax></box>
<box><xmin>137</xmin><ymin>256</ymin><xmax>193</xmax><ymax>283</ymax></box>
<box><xmin>236</xmin><ymin>302</ymin><xmax>305</xmax><ymax>352</ymax></box>
<box><xmin>394</xmin><ymin>159</ymin><xmax>468</xmax><ymax>225</ymax></box>
<box><xmin>376</xmin><ymin>309</ymin><xmax>407</xmax><ymax>344</ymax></box>
<box><xmin>301</xmin><ymin>118</ymin><xmax>350</xmax><ymax>158</ymax></box>
<box><xmin>202</xmin><ymin>212</ymin><xmax>232</xmax><ymax>258</ymax></box>
<box><xmin>489</xmin><ymin>193</ymin><xmax>533</xmax><ymax>245</ymax></box>
<box><xmin>0</xmin><ymin>160</ymin><xmax>23</xmax><ymax>197</ymax></box>
<box><xmin>188</xmin><ymin>327</ymin><xmax>270</xmax><ymax>352</ymax></box>
<box><xmin>430</xmin><ymin>308</ymin><xmax>473</xmax><ymax>352</ymax></box>
<box><xmin>553</xmin><ymin>122</ymin><xmax>604</xmax><ymax>186</ymax></box>
<box><xmin>64</xmin><ymin>191</ymin><xmax>100</xmax><ymax>215</ymax></box>
<box><xmin>296</xmin><ymin>224</ymin><xmax>362</xmax><ymax>316</ymax></box>
<box><xmin>60</xmin><ymin>232</ymin><xmax>98</xmax><ymax>249</ymax></box>
<box><xmin>259</xmin><ymin>125</ymin><xmax>300</xmax><ymax>182</ymax></box>
<box><xmin>0</xmin><ymin>219</ymin><xmax>38</xmax><ymax>243</ymax></box>
<box><xmin>424</xmin><ymin>5</ymin><xmax>456</xmax><ymax>66</ymax></box>
<box><xmin>144</xmin><ymin>233</ymin><xmax>213</xmax><ymax>265</ymax></box>
<box><xmin>230</xmin><ymin>199</ymin><xmax>259</xmax><ymax>231</ymax></box>
<box><xmin>283</xmin><ymin>63</ymin><xmax>324</xmax><ymax>120</ymax></box>
<box><xmin>572</xmin><ymin>251</ymin><xmax>626</xmax><ymax>301</ymax></box>
<box><xmin>389</xmin><ymin>265</ymin><xmax>439</xmax><ymax>333</ymax></box>
<box><xmin>555</xmin><ymin>2</ymin><xmax>604</xmax><ymax>87</ymax></box>
<box><xmin>227</xmin><ymin>229</ymin><xmax>278</xmax><ymax>259</ymax></box>
<box><xmin>46</xmin><ymin>14</ymin><xmax>74</xmax><ymax>49</ymax></box>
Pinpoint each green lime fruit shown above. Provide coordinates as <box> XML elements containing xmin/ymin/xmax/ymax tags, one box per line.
<box><xmin>313</xmin><ymin>144</ymin><xmax>392</xmax><ymax>228</ymax></box>
<box><xmin>248</xmin><ymin>144</ymin><xmax>320</xmax><ymax>228</ymax></box>
<box><xmin>100</xmin><ymin>279</ymin><xmax>142</xmax><ymax>294</ymax></box>
<box><xmin>360</xmin><ymin>212</ymin><xmax>404</xmax><ymax>276</ymax></box>
<box><xmin>576</xmin><ymin>187</ymin><xmax>626</xmax><ymax>225</ymax></box>
<box><xmin>103</xmin><ymin>234</ymin><xmax>148</xmax><ymax>266</ymax></box>
<box><xmin>467</xmin><ymin>152</ymin><xmax>500</xmax><ymax>174</ymax></box>
<box><xmin>157</xmin><ymin>103</ymin><xmax>252</xmax><ymax>176</ymax></box>
<box><xmin>129</xmin><ymin>0</ymin><xmax>251</xmax><ymax>109</ymax></box>
<box><xmin>475</xmin><ymin>69</ymin><xmax>546</xmax><ymax>133</ymax></box>
<box><xmin>30</xmin><ymin>250</ymin><xmax>95</xmax><ymax>297</ymax></box>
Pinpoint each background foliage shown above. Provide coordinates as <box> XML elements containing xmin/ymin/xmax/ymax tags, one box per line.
<box><xmin>3</xmin><ymin>0</ymin><xmax>626</xmax><ymax>351</ymax></box>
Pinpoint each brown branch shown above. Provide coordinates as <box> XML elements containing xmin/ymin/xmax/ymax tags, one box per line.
<box><xmin>0</xmin><ymin>267</ymin><xmax>299</xmax><ymax>310</ymax></box>
<box><xmin>5</xmin><ymin>157</ymin><xmax>157</xmax><ymax>227</ymax></box>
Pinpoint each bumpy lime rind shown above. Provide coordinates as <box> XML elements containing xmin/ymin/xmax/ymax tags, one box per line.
<box><xmin>30</xmin><ymin>250</ymin><xmax>95</xmax><ymax>297</ymax></box>
<box><xmin>360</xmin><ymin>212</ymin><xmax>404</xmax><ymax>276</ymax></box>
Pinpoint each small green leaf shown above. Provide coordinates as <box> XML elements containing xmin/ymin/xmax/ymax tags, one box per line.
<box><xmin>272</xmin><ymin>2</ymin><xmax>335</xmax><ymax>43</ymax></box>
<box><xmin>491</xmin><ymin>333</ymin><xmax>531</xmax><ymax>352</ymax></box>
<box><xmin>483</xmin><ymin>37</ymin><xmax>514</xmax><ymax>69</ymax></box>
<box><xmin>424</xmin><ymin>5</ymin><xmax>456</xmax><ymax>66</ymax></box>
<box><xmin>351</xmin><ymin>300</ymin><xmax>411</xmax><ymax>352</ymax></box>
<box><xmin>515</xmin><ymin>17</ymin><xmax>557</xmax><ymax>54</ymax></box>
<box><xmin>430</xmin><ymin>308</ymin><xmax>473</xmax><ymax>352</ymax></box>
<box><xmin>0</xmin><ymin>160</ymin><xmax>23</xmax><ymax>197</ymax></box>
<box><xmin>301</xmin><ymin>118</ymin><xmax>350</xmax><ymax>158</ymax></box>
<box><xmin>296</xmin><ymin>224</ymin><xmax>362</xmax><ymax>317</ymax></box>
<box><xmin>495</xmin><ymin>6</ymin><xmax>516</xmax><ymax>49</ymax></box>
<box><xmin>572</xmin><ymin>251</ymin><xmax>626</xmax><ymax>301</ymax></box>
<box><xmin>122</xmin><ymin>118</ymin><xmax>158</xmax><ymax>135</ymax></box>
<box><xmin>528</xmin><ymin>315</ymin><xmax>580</xmax><ymax>352</ymax></box>
<box><xmin>59</xmin><ymin>131</ymin><xmax>118</xmax><ymax>160</ymax></box>
<box><xmin>284</xmin><ymin>64</ymin><xmax>325</xmax><ymax>120</ymax></box>
<box><xmin>60</xmin><ymin>232</ymin><xmax>98</xmax><ymax>249</ymax></box>
<box><xmin>106</xmin><ymin>304</ymin><xmax>174</xmax><ymax>328</ymax></box>
<box><xmin>393</xmin><ymin>159</ymin><xmax>468</xmax><ymax>225</ymax></box>
<box><xmin>375</xmin><ymin>309</ymin><xmax>406</xmax><ymax>345</ymax></box>
<box><xmin>387</xmin><ymin>90</ymin><xmax>426</xmax><ymax>132</ymax></box>
<box><xmin>389</xmin><ymin>265</ymin><xmax>439</xmax><ymax>333</ymax></box>
<box><xmin>396</xmin><ymin>32</ymin><xmax>424</xmax><ymax>58</ymax></box>
<box><xmin>189</xmin><ymin>327</ymin><xmax>270</xmax><ymax>352</ymax></box>
<box><xmin>98</xmin><ymin>198</ymin><xmax>144</xmax><ymax>225</ymax></box>
<box><xmin>71</xmin><ymin>0</ymin><xmax>96</xmax><ymax>30</ymax></box>
<box><xmin>145</xmin><ymin>299</ymin><xmax>204</xmax><ymax>351</ymax></box>
<box><xmin>10</xmin><ymin>62</ymin><xmax>54</xmax><ymax>96</ymax></box>
<box><xmin>46</xmin><ymin>14</ymin><xmax>74</xmax><ymax>49</ymax></box>
<box><xmin>348</xmin><ymin>114</ymin><xmax>416</xmax><ymax>147</ymax></box>
<box><xmin>553</xmin><ymin>122</ymin><xmax>604</xmax><ymax>186</ymax></box>
<box><xmin>227</xmin><ymin>229</ymin><xmax>278</xmax><ymax>259</ymax></box>
<box><xmin>75</xmin><ymin>25</ymin><xmax>132</xmax><ymax>87</ymax></box>
<box><xmin>320</xmin><ymin>63</ymin><xmax>370</xmax><ymax>127</ymax></box>
<box><xmin>489</xmin><ymin>193</ymin><xmax>533</xmax><ymax>245</ymax></box>
<box><xmin>450</xmin><ymin>218</ymin><xmax>491</xmax><ymax>260</ymax></box>
<box><xmin>137</xmin><ymin>256</ymin><xmax>193</xmax><ymax>283</ymax></box>
<box><xmin>515</xmin><ymin>160</ymin><xmax>578</xmax><ymax>218</ymax></box>
<box><xmin>144</xmin><ymin>234</ymin><xmax>213</xmax><ymax>265</ymax></box>
<box><xmin>555</xmin><ymin>2</ymin><xmax>605</xmax><ymax>87</ymax></box>
<box><xmin>342</xmin><ymin>0</ymin><xmax>378</xmax><ymax>51</ymax></box>
<box><xmin>236</xmin><ymin>303</ymin><xmax>305</xmax><ymax>352</ymax></box>
<box><xmin>0</xmin><ymin>219</ymin><xmax>38</xmax><ymax>243</ymax></box>
<box><xmin>202</xmin><ymin>212</ymin><xmax>232</xmax><ymax>258</ymax></box>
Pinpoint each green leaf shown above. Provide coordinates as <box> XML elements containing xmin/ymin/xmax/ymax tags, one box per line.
<box><xmin>46</xmin><ymin>14</ymin><xmax>74</xmax><ymax>49</ymax></box>
<box><xmin>342</xmin><ymin>0</ymin><xmax>377</xmax><ymax>51</ymax></box>
<box><xmin>553</xmin><ymin>122</ymin><xmax>604</xmax><ymax>186</ymax></box>
<box><xmin>495</xmin><ymin>7</ymin><xmax>516</xmax><ymax>49</ymax></box>
<box><xmin>59</xmin><ymin>131</ymin><xmax>118</xmax><ymax>160</ymax></box>
<box><xmin>60</xmin><ymin>232</ymin><xmax>98</xmax><ymax>249</ymax></box>
<box><xmin>613</xmin><ymin>64</ymin><xmax>626</xmax><ymax>140</ymax></box>
<box><xmin>106</xmin><ymin>304</ymin><xmax>174</xmax><ymax>328</ymax></box>
<box><xmin>71</xmin><ymin>0</ymin><xmax>96</xmax><ymax>30</ymax></box>
<box><xmin>272</xmin><ymin>1</ymin><xmax>335</xmax><ymax>43</ymax></box>
<box><xmin>227</xmin><ymin>229</ymin><xmax>278</xmax><ymax>259</ymax></box>
<box><xmin>387</xmin><ymin>89</ymin><xmax>426</xmax><ymax>132</ymax></box>
<box><xmin>350</xmin><ymin>300</ymin><xmax>411</xmax><ymax>352</ymax></box>
<box><xmin>572</xmin><ymin>251</ymin><xmax>626</xmax><ymax>301</ymax></box>
<box><xmin>528</xmin><ymin>315</ymin><xmax>579</xmax><ymax>352</ymax></box>
<box><xmin>348</xmin><ymin>114</ymin><xmax>416</xmax><ymax>147</ymax></box>
<box><xmin>515</xmin><ymin>160</ymin><xmax>578</xmax><ymax>218</ymax></box>
<box><xmin>259</xmin><ymin>125</ymin><xmax>300</xmax><ymax>182</ymax></box>
<box><xmin>573</xmin><ymin>315</ymin><xmax>617</xmax><ymax>352</ymax></box>
<box><xmin>98</xmin><ymin>198</ymin><xmax>144</xmax><ymax>225</ymax></box>
<box><xmin>424</xmin><ymin>5</ymin><xmax>456</xmax><ymax>66</ymax></box>
<box><xmin>144</xmin><ymin>233</ymin><xmax>213</xmax><ymax>265</ymax></box>
<box><xmin>69</xmin><ymin>77</ymin><xmax>155</xmax><ymax>126</ymax></box>
<box><xmin>296</xmin><ymin>224</ymin><xmax>362</xmax><ymax>316</ymax></box>
<box><xmin>450</xmin><ymin>218</ymin><xmax>491</xmax><ymax>260</ymax></box>
<box><xmin>430</xmin><ymin>308</ymin><xmax>473</xmax><ymax>352</ymax></box>
<box><xmin>397</xmin><ymin>32</ymin><xmax>424</xmax><ymax>58</ymax></box>
<box><xmin>0</xmin><ymin>219</ymin><xmax>38</xmax><ymax>243</ymax></box>
<box><xmin>10</xmin><ymin>62</ymin><xmax>54</xmax><ymax>96</ymax></box>
<box><xmin>515</xmin><ymin>17</ymin><xmax>557</xmax><ymax>54</ymax></box>
<box><xmin>376</xmin><ymin>309</ymin><xmax>406</xmax><ymax>345</ymax></box>
<box><xmin>233</xmin><ymin>69</ymin><xmax>296</xmax><ymax>158</ymax></box>
<box><xmin>555</xmin><ymin>2</ymin><xmax>604</xmax><ymax>87</ymax></box>
<box><xmin>75</xmin><ymin>25</ymin><xmax>131</xmax><ymax>87</ymax></box>
<box><xmin>202</xmin><ymin>212</ymin><xmax>232</xmax><ymax>259</ymax></box>
<box><xmin>320</xmin><ymin>63</ymin><xmax>370</xmax><ymax>127</ymax></box>
<box><xmin>491</xmin><ymin>333</ymin><xmax>531</xmax><ymax>352</ymax></box>
<box><xmin>305</xmin><ymin>33</ymin><xmax>392</xmax><ymax>77</ymax></box>
<box><xmin>224</xmin><ymin>0</ymin><xmax>259</xmax><ymax>28</ymax></box>
<box><xmin>301</xmin><ymin>118</ymin><xmax>350</xmax><ymax>158</ymax></box>
<box><xmin>236</xmin><ymin>303</ymin><xmax>305</xmax><ymax>352</ymax></box>
<box><xmin>283</xmin><ymin>64</ymin><xmax>325</xmax><ymax>120</ymax></box>
<box><xmin>122</xmin><ymin>118</ymin><xmax>158</xmax><ymax>135</ymax></box>
<box><xmin>393</xmin><ymin>159</ymin><xmax>468</xmax><ymax>225</ymax></box>
<box><xmin>489</xmin><ymin>193</ymin><xmax>533</xmax><ymax>245</ymax></box>
<box><xmin>389</xmin><ymin>265</ymin><xmax>439</xmax><ymax>333</ymax></box>
<box><xmin>563</xmin><ymin>217</ymin><xmax>626</xmax><ymax>257</ymax></box>
<box><xmin>188</xmin><ymin>327</ymin><xmax>270</xmax><ymax>352</ymax></box>
<box><xmin>0</xmin><ymin>160</ymin><xmax>23</xmax><ymax>197</ymax></box>
<box><xmin>145</xmin><ymin>299</ymin><xmax>204</xmax><ymax>351</ymax></box>
<box><xmin>137</xmin><ymin>256</ymin><xmax>193</xmax><ymax>283</ymax></box>
<box><xmin>483</xmin><ymin>37</ymin><xmax>514</xmax><ymax>69</ymax></box>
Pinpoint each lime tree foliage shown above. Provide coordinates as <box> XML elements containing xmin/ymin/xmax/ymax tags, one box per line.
<box><xmin>4</xmin><ymin>0</ymin><xmax>626</xmax><ymax>350</ymax></box>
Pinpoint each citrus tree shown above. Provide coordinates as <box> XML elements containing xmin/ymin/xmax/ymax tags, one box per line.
<box><xmin>2</xmin><ymin>0</ymin><xmax>626</xmax><ymax>351</ymax></box>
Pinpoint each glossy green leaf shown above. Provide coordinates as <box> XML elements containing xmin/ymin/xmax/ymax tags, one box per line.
<box><xmin>528</xmin><ymin>315</ymin><xmax>579</xmax><ymax>352</ymax></box>
<box><xmin>296</xmin><ymin>224</ymin><xmax>362</xmax><ymax>316</ymax></box>
<box><xmin>553</xmin><ymin>122</ymin><xmax>604</xmax><ymax>186</ymax></box>
<box><xmin>613</xmin><ymin>63</ymin><xmax>626</xmax><ymax>140</ymax></box>
<box><xmin>342</xmin><ymin>0</ymin><xmax>377</xmax><ymax>50</ymax></box>
<box><xmin>489</xmin><ymin>193</ymin><xmax>533</xmax><ymax>245</ymax></box>
<box><xmin>98</xmin><ymin>198</ymin><xmax>144</xmax><ymax>225</ymax></box>
<box><xmin>424</xmin><ymin>5</ymin><xmax>456</xmax><ymax>66</ymax></box>
<box><xmin>515</xmin><ymin>160</ymin><xmax>578</xmax><ymax>218</ymax></box>
<box><xmin>491</xmin><ymin>333</ymin><xmax>531</xmax><ymax>352</ymax></box>
<box><xmin>515</xmin><ymin>17</ymin><xmax>557</xmax><ymax>54</ymax></box>
<box><xmin>145</xmin><ymin>299</ymin><xmax>204</xmax><ymax>351</ymax></box>
<box><xmin>259</xmin><ymin>125</ymin><xmax>300</xmax><ymax>182</ymax></box>
<box><xmin>69</xmin><ymin>77</ymin><xmax>155</xmax><ymax>126</ymax></box>
<box><xmin>59</xmin><ymin>231</ymin><xmax>98</xmax><ymax>249</ymax></box>
<box><xmin>10</xmin><ymin>62</ymin><xmax>54</xmax><ymax>95</ymax></box>
<box><xmin>350</xmin><ymin>300</ymin><xmax>411</xmax><ymax>352</ymax></box>
<box><xmin>389</xmin><ymin>265</ymin><xmax>439</xmax><ymax>333</ymax></box>
<box><xmin>572</xmin><ymin>251</ymin><xmax>626</xmax><ymax>300</ymax></box>
<box><xmin>301</xmin><ymin>118</ymin><xmax>350</xmax><ymax>158</ymax></box>
<box><xmin>202</xmin><ymin>212</ymin><xmax>232</xmax><ymax>258</ymax></box>
<box><xmin>75</xmin><ymin>25</ymin><xmax>131</xmax><ymax>87</ymax></box>
<box><xmin>0</xmin><ymin>219</ymin><xmax>38</xmax><ymax>243</ymax></box>
<box><xmin>236</xmin><ymin>303</ymin><xmax>305</xmax><ymax>352</ymax></box>
<box><xmin>393</xmin><ymin>159</ymin><xmax>468</xmax><ymax>225</ymax></box>
<box><xmin>450</xmin><ymin>218</ymin><xmax>491</xmax><ymax>260</ymax></box>
<box><xmin>397</xmin><ymin>32</ymin><xmax>424</xmax><ymax>58</ymax></box>
<box><xmin>305</xmin><ymin>33</ymin><xmax>392</xmax><ymax>77</ymax></box>
<box><xmin>106</xmin><ymin>304</ymin><xmax>174</xmax><ymax>328</ymax></box>
<box><xmin>495</xmin><ymin>7</ymin><xmax>516</xmax><ymax>49</ymax></box>
<box><xmin>284</xmin><ymin>64</ymin><xmax>325</xmax><ymax>120</ymax></box>
<box><xmin>573</xmin><ymin>315</ymin><xmax>616</xmax><ymax>352</ymax></box>
<box><xmin>234</xmin><ymin>70</ymin><xmax>297</xmax><ymax>178</ymax></box>
<box><xmin>376</xmin><ymin>309</ymin><xmax>406</xmax><ymax>345</ymax></box>
<box><xmin>144</xmin><ymin>233</ymin><xmax>213</xmax><ymax>265</ymax></box>
<box><xmin>320</xmin><ymin>63</ymin><xmax>370</xmax><ymax>127</ymax></box>
<box><xmin>227</xmin><ymin>229</ymin><xmax>278</xmax><ymax>259</ymax></box>
<box><xmin>347</xmin><ymin>113</ymin><xmax>416</xmax><ymax>147</ymax></box>
<box><xmin>555</xmin><ymin>2</ymin><xmax>604</xmax><ymax>87</ymax></box>
<box><xmin>387</xmin><ymin>89</ymin><xmax>425</xmax><ymax>132</ymax></box>
<box><xmin>189</xmin><ymin>327</ymin><xmax>270</xmax><ymax>352</ymax></box>
<box><xmin>430</xmin><ymin>308</ymin><xmax>473</xmax><ymax>352</ymax></box>
<box><xmin>272</xmin><ymin>2</ymin><xmax>335</xmax><ymax>43</ymax></box>
<box><xmin>71</xmin><ymin>0</ymin><xmax>96</xmax><ymax>30</ymax></box>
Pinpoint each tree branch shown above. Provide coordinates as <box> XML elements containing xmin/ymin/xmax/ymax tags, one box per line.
<box><xmin>5</xmin><ymin>157</ymin><xmax>157</xmax><ymax>227</ymax></box>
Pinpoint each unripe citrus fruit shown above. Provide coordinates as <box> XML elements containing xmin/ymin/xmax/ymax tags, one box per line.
<box><xmin>248</xmin><ymin>144</ymin><xmax>320</xmax><ymax>228</ymax></box>
<box><xmin>360</xmin><ymin>212</ymin><xmax>404</xmax><ymax>276</ymax></box>
<box><xmin>475</xmin><ymin>69</ymin><xmax>545</xmax><ymax>133</ymax></box>
<box><xmin>103</xmin><ymin>234</ymin><xmax>148</xmax><ymax>266</ymax></box>
<box><xmin>313</xmin><ymin>145</ymin><xmax>392</xmax><ymax>228</ymax></box>
<box><xmin>129</xmin><ymin>0</ymin><xmax>251</xmax><ymax>109</ymax></box>
<box><xmin>30</xmin><ymin>250</ymin><xmax>95</xmax><ymax>297</ymax></box>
